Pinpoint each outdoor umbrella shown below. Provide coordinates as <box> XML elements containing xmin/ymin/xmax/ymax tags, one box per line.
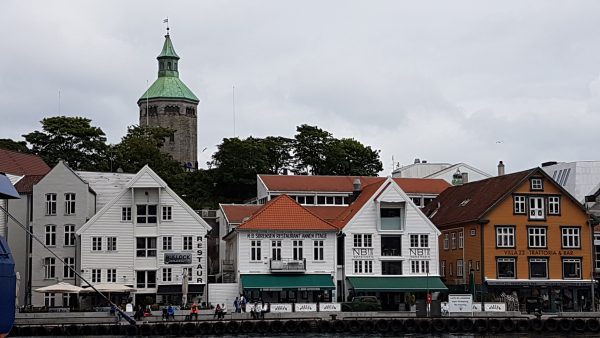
<box><xmin>82</xmin><ymin>283</ymin><xmax>136</xmax><ymax>293</ymax></box>
<box><xmin>35</xmin><ymin>282</ymin><xmax>85</xmax><ymax>294</ymax></box>
<box><xmin>182</xmin><ymin>271</ymin><xmax>189</xmax><ymax>307</ymax></box>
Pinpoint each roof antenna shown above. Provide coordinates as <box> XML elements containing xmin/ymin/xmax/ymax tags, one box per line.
<box><xmin>58</xmin><ymin>89</ymin><xmax>61</xmax><ymax>114</ymax></box>
<box><xmin>163</xmin><ymin>17</ymin><xmax>170</xmax><ymax>36</ymax></box>
<box><xmin>232</xmin><ymin>85</ymin><xmax>236</xmax><ymax>138</ymax></box>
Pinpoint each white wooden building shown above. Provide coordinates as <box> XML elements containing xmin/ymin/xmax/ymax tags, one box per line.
<box><xmin>77</xmin><ymin>165</ymin><xmax>211</xmax><ymax>306</ymax></box>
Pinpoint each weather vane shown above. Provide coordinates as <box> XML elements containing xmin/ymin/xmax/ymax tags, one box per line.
<box><xmin>163</xmin><ymin>17</ymin><xmax>169</xmax><ymax>35</ymax></box>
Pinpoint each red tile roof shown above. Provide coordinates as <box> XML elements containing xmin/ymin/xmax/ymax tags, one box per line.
<box><xmin>0</xmin><ymin>149</ymin><xmax>50</xmax><ymax>176</ymax></box>
<box><xmin>14</xmin><ymin>174</ymin><xmax>45</xmax><ymax>193</ymax></box>
<box><xmin>422</xmin><ymin>169</ymin><xmax>534</xmax><ymax>227</ymax></box>
<box><xmin>305</xmin><ymin>206</ymin><xmax>347</xmax><ymax>221</ymax></box>
<box><xmin>258</xmin><ymin>174</ymin><xmax>450</xmax><ymax>195</ymax></box>
<box><xmin>331</xmin><ymin>180</ymin><xmax>387</xmax><ymax>228</ymax></box>
<box><xmin>220</xmin><ymin>204</ymin><xmax>262</xmax><ymax>224</ymax></box>
<box><xmin>237</xmin><ymin>195</ymin><xmax>338</xmax><ymax>231</ymax></box>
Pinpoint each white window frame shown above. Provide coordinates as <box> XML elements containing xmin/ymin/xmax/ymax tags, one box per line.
<box><xmin>251</xmin><ymin>240</ymin><xmax>262</xmax><ymax>261</ymax></box>
<box><xmin>458</xmin><ymin>231</ymin><xmax>464</xmax><ymax>249</ymax></box>
<box><xmin>45</xmin><ymin>193</ymin><xmax>57</xmax><ymax>215</ymax></box>
<box><xmin>183</xmin><ymin>236</ymin><xmax>193</xmax><ymax>251</ymax></box>
<box><xmin>92</xmin><ymin>269</ymin><xmax>101</xmax><ymax>283</ymax></box>
<box><xmin>162</xmin><ymin>206</ymin><xmax>172</xmax><ymax>221</ymax></box>
<box><xmin>64</xmin><ymin>224</ymin><xmax>75</xmax><ymax>246</ymax></box>
<box><xmin>529</xmin><ymin>197</ymin><xmax>545</xmax><ymax>220</ymax></box>
<box><xmin>107</xmin><ymin>269</ymin><xmax>116</xmax><ymax>283</ymax></box>
<box><xmin>183</xmin><ymin>268</ymin><xmax>192</xmax><ymax>281</ymax></box>
<box><xmin>64</xmin><ymin>193</ymin><xmax>76</xmax><ymax>215</ymax></box>
<box><xmin>410</xmin><ymin>234</ymin><xmax>429</xmax><ymax>248</ymax></box>
<box><xmin>451</xmin><ymin>233</ymin><xmax>456</xmax><ymax>249</ymax></box>
<box><xmin>531</xmin><ymin>178</ymin><xmax>544</xmax><ymax>190</ymax></box>
<box><xmin>496</xmin><ymin>227</ymin><xmax>515</xmax><ymax>248</ymax></box>
<box><xmin>63</xmin><ymin>257</ymin><xmax>75</xmax><ymax>279</ymax></box>
<box><xmin>562</xmin><ymin>227</ymin><xmax>580</xmax><ymax>248</ymax></box>
<box><xmin>272</xmin><ymin>240</ymin><xmax>282</xmax><ymax>261</ymax></box>
<box><xmin>548</xmin><ymin>196</ymin><xmax>560</xmax><ymax>215</ymax></box>
<box><xmin>528</xmin><ymin>227</ymin><xmax>547</xmax><ymax>248</ymax></box>
<box><xmin>121</xmin><ymin>207</ymin><xmax>132</xmax><ymax>221</ymax></box>
<box><xmin>293</xmin><ymin>240</ymin><xmax>304</xmax><ymax>261</ymax></box>
<box><xmin>44</xmin><ymin>293</ymin><xmax>56</xmax><ymax>307</ymax></box>
<box><xmin>162</xmin><ymin>268</ymin><xmax>172</xmax><ymax>282</ymax></box>
<box><xmin>563</xmin><ymin>258</ymin><xmax>582</xmax><ymax>279</ymax></box>
<box><xmin>136</xmin><ymin>204</ymin><xmax>158</xmax><ymax>224</ymax></box>
<box><xmin>136</xmin><ymin>237</ymin><xmax>157</xmax><ymax>257</ymax></box>
<box><xmin>441</xmin><ymin>261</ymin><xmax>446</xmax><ymax>276</ymax></box>
<box><xmin>107</xmin><ymin>237</ymin><xmax>117</xmax><ymax>251</ymax></box>
<box><xmin>353</xmin><ymin>234</ymin><xmax>372</xmax><ymax>247</ymax></box>
<box><xmin>92</xmin><ymin>237</ymin><xmax>102</xmax><ymax>251</ymax></box>
<box><xmin>529</xmin><ymin>258</ymin><xmax>548</xmax><ymax>279</ymax></box>
<box><xmin>162</xmin><ymin>236</ymin><xmax>172</xmax><ymax>251</ymax></box>
<box><xmin>313</xmin><ymin>240</ymin><xmax>324</xmax><ymax>261</ymax></box>
<box><xmin>354</xmin><ymin>260</ymin><xmax>373</xmax><ymax>274</ymax></box>
<box><xmin>136</xmin><ymin>270</ymin><xmax>157</xmax><ymax>288</ymax></box>
<box><xmin>457</xmin><ymin>259</ymin><xmax>464</xmax><ymax>277</ymax></box>
<box><xmin>411</xmin><ymin>260</ymin><xmax>430</xmax><ymax>274</ymax></box>
<box><xmin>45</xmin><ymin>225</ymin><xmax>56</xmax><ymax>246</ymax></box>
<box><xmin>497</xmin><ymin>257</ymin><xmax>516</xmax><ymax>279</ymax></box>
<box><xmin>443</xmin><ymin>234</ymin><xmax>449</xmax><ymax>250</ymax></box>
<box><xmin>514</xmin><ymin>196</ymin><xmax>526</xmax><ymax>214</ymax></box>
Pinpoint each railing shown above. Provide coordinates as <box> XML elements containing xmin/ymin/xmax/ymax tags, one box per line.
<box><xmin>381</xmin><ymin>248</ymin><xmax>402</xmax><ymax>256</ymax></box>
<box><xmin>270</xmin><ymin>258</ymin><xmax>306</xmax><ymax>272</ymax></box>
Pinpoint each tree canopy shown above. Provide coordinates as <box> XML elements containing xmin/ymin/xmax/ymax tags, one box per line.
<box><xmin>0</xmin><ymin>138</ymin><xmax>30</xmax><ymax>153</ymax></box>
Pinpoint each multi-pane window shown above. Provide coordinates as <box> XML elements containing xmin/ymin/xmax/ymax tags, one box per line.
<box><xmin>92</xmin><ymin>269</ymin><xmax>101</xmax><ymax>283</ymax></box>
<box><xmin>293</xmin><ymin>240</ymin><xmax>304</xmax><ymax>260</ymax></box>
<box><xmin>162</xmin><ymin>236</ymin><xmax>172</xmax><ymax>250</ymax></box>
<box><xmin>444</xmin><ymin>234</ymin><xmax>449</xmax><ymax>250</ymax></box>
<box><xmin>529</xmin><ymin>258</ymin><xmax>548</xmax><ymax>279</ymax></box>
<box><xmin>354</xmin><ymin>260</ymin><xmax>373</xmax><ymax>274</ymax></box>
<box><xmin>496</xmin><ymin>227</ymin><xmax>515</xmax><ymax>247</ymax></box>
<box><xmin>44</xmin><ymin>293</ymin><xmax>56</xmax><ymax>307</ymax></box>
<box><xmin>183</xmin><ymin>267</ymin><xmax>193</xmax><ymax>281</ymax></box>
<box><xmin>531</xmin><ymin>178</ymin><xmax>544</xmax><ymax>190</ymax></box>
<box><xmin>46</xmin><ymin>193</ymin><xmax>57</xmax><ymax>215</ymax></box>
<box><xmin>92</xmin><ymin>237</ymin><xmax>102</xmax><ymax>251</ymax></box>
<box><xmin>183</xmin><ymin>236</ymin><xmax>193</xmax><ymax>251</ymax></box>
<box><xmin>64</xmin><ymin>193</ymin><xmax>76</xmax><ymax>215</ymax></box>
<box><xmin>562</xmin><ymin>227</ymin><xmax>580</xmax><ymax>248</ymax></box>
<box><xmin>380</xmin><ymin>207</ymin><xmax>403</xmax><ymax>230</ymax></box>
<box><xmin>64</xmin><ymin>225</ymin><xmax>75</xmax><ymax>246</ymax></box>
<box><xmin>107</xmin><ymin>237</ymin><xmax>117</xmax><ymax>251</ymax></box>
<box><xmin>451</xmin><ymin>233</ymin><xmax>456</xmax><ymax>249</ymax></box>
<box><xmin>162</xmin><ymin>206</ymin><xmax>172</xmax><ymax>221</ymax></box>
<box><xmin>45</xmin><ymin>225</ymin><xmax>56</xmax><ymax>246</ymax></box>
<box><xmin>382</xmin><ymin>261</ymin><xmax>403</xmax><ymax>275</ymax></box>
<box><xmin>107</xmin><ymin>269</ymin><xmax>116</xmax><ymax>283</ymax></box>
<box><xmin>136</xmin><ymin>204</ymin><xmax>158</xmax><ymax>223</ymax></box>
<box><xmin>458</xmin><ymin>232</ymin><xmax>464</xmax><ymax>249</ymax></box>
<box><xmin>63</xmin><ymin>257</ymin><xmax>74</xmax><ymax>279</ymax></box>
<box><xmin>162</xmin><ymin>268</ymin><xmax>172</xmax><ymax>282</ymax></box>
<box><xmin>529</xmin><ymin>197</ymin><xmax>545</xmax><ymax>220</ymax></box>
<box><xmin>353</xmin><ymin>234</ymin><xmax>372</xmax><ymax>247</ymax></box>
<box><xmin>251</xmin><ymin>240</ymin><xmax>262</xmax><ymax>261</ymax></box>
<box><xmin>136</xmin><ymin>237</ymin><xmax>157</xmax><ymax>257</ymax></box>
<box><xmin>457</xmin><ymin>259</ymin><xmax>464</xmax><ymax>277</ymax></box>
<box><xmin>514</xmin><ymin>196</ymin><xmax>526</xmax><ymax>214</ymax></box>
<box><xmin>121</xmin><ymin>207</ymin><xmax>132</xmax><ymax>221</ymax></box>
<box><xmin>440</xmin><ymin>261</ymin><xmax>446</xmax><ymax>276</ymax></box>
<box><xmin>528</xmin><ymin>227</ymin><xmax>547</xmax><ymax>248</ymax></box>
<box><xmin>136</xmin><ymin>270</ymin><xmax>156</xmax><ymax>288</ymax></box>
<box><xmin>313</xmin><ymin>240</ymin><xmax>324</xmax><ymax>261</ymax></box>
<box><xmin>272</xmin><ymin>240</ymin><xmax>282</xmax><ymax>261</ymax></box>
<box><xmin>497</xmin><ymin>258</ymin><xmax>516</xmax><ymax>278</ymax></box>
<box><xmin>563</xmin><ymin>258</ymin><xmax>582</xmax><ymax>279</ymax></box>
<box><xmin>411</xmin><ymin>260</ymin><xmax>430</xmax><ymax>274</ymax></box>
<box><xmin>410</xmin><ymin>234</ymin><xmax>429</xmax><ymax>248</ymax></box>
<box><xmin>548</xmin><ymin>197</ymin><xmax>560</xmax><ymax>215</ymax></box>
<box><xmin>44</xmin><ymin>257</ymin><xmax>56</xmax><ymax>279</ymax></box>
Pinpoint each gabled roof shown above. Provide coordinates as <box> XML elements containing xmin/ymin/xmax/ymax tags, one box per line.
<box><xmin>75</xmin><ymin>171</ymin><xmax>135</xmax><ymax>209</ymax></box>
<box><xmin>78</xmin><ymin>165</ymin><xmax>211</xmax><ymax>234</ymax></box>
<box><xmin>424</xmin><ymin>162</ymin><xmax>492</xmax><ymax>179</ymax></box>
<box><xmin>423</xmin><ymin>168</ymin><xmax>572</xmax><ymax>228</ymax></box>
<box><xmin>236</xmin><ymin>195</ymin><xmax>338</xmax><ymax>231</ymax></box>
<box><xmin>14</xmin><ymin>174</ymin><xmax>45</xmax><ymax>193</ymax></box>
<box><xmin>258</xmin><ymin>174</ymin><xmax>450</xmax><ymax>195</ymax></box>
<box><xmin>0</xmin><ymin>148</ymin><xmax>50</xmax><ymax>176</ymax></box>
<box><xmin>220</xmin><ymin>204</ymin><xmax>263</xmax><ymax>224</ymax></box>
<box><xmin>331</xmin><ymin>180</ymin><xmax>387</xmax><ymax>228</ymax></box>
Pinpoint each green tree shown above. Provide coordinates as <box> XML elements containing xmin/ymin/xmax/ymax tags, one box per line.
<box><xmin>112</xmin><ymin>125</ymin><xmax>183</xmax><ymax>182</ymax></box>
<box><xmin>23</xmin><ymin>116</ymin><xmax>109</xmax><ymax>170</ymax></box>
<box><xmin>0</xmin><ymin>138</ymin><xmax>30</xmax><ymax>153</ymax></box>
<box><xmin>262</xmin><ymin>136</ymin><xmax>294</xmax><ymax>174</ymax></box>
<box><xmin>293</xmin><ymin>124</ymin><xmax>333</xmax><ymax>175</ymax></box>
<box><xmin>323</xmin><ymin>138</ymin><xmax>383</xmax><ymax>176</ymax></box>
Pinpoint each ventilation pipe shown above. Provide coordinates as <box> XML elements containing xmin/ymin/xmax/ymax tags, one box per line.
<box><xmin>498</xmin><ymin>161</ymin><xmax>505</xmax><ymax>176</ymax></box>
<box><xmin>461</xmin><ymin>172</ymin><xmax>469</xmax><ymax>184</ymax></box>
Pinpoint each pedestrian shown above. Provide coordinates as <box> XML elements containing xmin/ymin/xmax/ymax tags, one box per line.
<box><xmin>167</xmin><ymin>304</ymin><xmax>175</xmax><ymax>320</ymax></box>
<box><xmin>214</xmin><ymin>303</ymin><xmax>222</xmax><ymax>320</ymax></box>
<box><xmin>241</xmin><ymin>295</ymin><xmax>247</xmax><ymax>313</ymax></box>
<box><xmin>221</xmin><ymin>303</ymin><xmax>228</xmax><ymax>319</ymax></box>
<box><xmin>234</xmin><ymin>297</ymin><xmax>241</xmax><ymax>313</ymax></box>
<box><xmin>260</xmin><ymin>300</ymin><xmax>266</xmax><ymax>319</ymax></box>
<box><xmin>190</xmin><ymin>302</ymin><xmax>199</xmax><ymax>320</ymax></box>
<box><xmin>255</xmin><ymin>301</ymin><xmax>263</xmax><ymax>319</ymax></box>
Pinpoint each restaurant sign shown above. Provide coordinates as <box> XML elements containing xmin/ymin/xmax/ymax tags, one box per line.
<box><xmin>164</xmin><ymin>253</ymin><xmax>192</xmax><ymax>265</ymax></box>
<box><xmin>295</xmin><ymin>303</ymin><xmax>318</xmax><ymax>312</ymax></box>
<box><xmin>270</xmin><ymin>303</ymin><xmax>293</xmax><ymax>313</ymax></box>
<box><xmin>319</xmin><ymin>303</ymin><xmax>341</xmax><ymax>312</ymax></box>
<box><xmin>448</xmin><ymin>294</ymin><xmax>472</xmax><ymax>313</ymax></box>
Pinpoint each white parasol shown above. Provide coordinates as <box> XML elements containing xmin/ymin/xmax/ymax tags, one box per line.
<box><xmin>35</xmin><ymin>282</ymin><xmax>85</xmax><ymax>293</ymax></box>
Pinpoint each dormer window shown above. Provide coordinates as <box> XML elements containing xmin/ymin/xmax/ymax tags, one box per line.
<box><xmin>380</xmin><ymin>202</ymin><xmax>405</xmax><ymax>230</ymax></box>
<box><xmin>530</xmin><ymin>178</ymin><xmax>544</xmax><ymax>191</ymax></box>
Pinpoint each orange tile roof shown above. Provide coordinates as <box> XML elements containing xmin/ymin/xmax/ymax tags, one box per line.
<box><xmin>331</xmin><ymin>180</ymin><xmax>387</xmax><ymax>228</ymax></box>
<box><xmin>305</xmin><ymin>206</ymin><xmax>347</xmax><ymax>221</ymax></box>
<box><xmin>220</xmin><ymin>204</ymin><xmax>262</xmax><ymax>224</ymax></box>
<box><xmin>0</xmin><ymin>149</ymin><xmax>50</xmax><ymax>176</ymax></box>
<box><xmin>237</xmin><ymin>195</ymin><xmax>338</xmax><ymax>231</ymax></box>
<box><xmin>258</xmin><ymin>174</ymin><xmax>450</xmax><ymax>195</ymax></box>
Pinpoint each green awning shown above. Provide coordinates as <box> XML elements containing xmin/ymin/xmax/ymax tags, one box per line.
<box><xmin>241</xmin><ymin>274</ymin><xmax>335</xmax><ymax>291</ymax></box>
<box><xmin>347</xmin><ymin>276</ymin><xmax>448</xmax><ymax>292</ymax></box>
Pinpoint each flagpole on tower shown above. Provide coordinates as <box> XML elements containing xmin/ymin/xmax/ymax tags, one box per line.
<box><xmin>163</xmin><ymin>17</ymin><xmax>169</xmax><ymax>35</ymax></box>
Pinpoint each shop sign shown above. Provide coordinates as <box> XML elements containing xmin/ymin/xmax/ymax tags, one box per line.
<box><xmin>270</xmin><ymin>303</ymin><xmax>293</xmax><ymax>313</ymax></box>
<box><xmin>484</xmin><ymin>303</ymin><xmax>506</xmax><ymax>312</ymax></box>
<box><xmin>353</xmin><ymin>248</ymin><xmax>374</xmax><ymax>258</ymax></box>
<box><xmin>319</xmin><ymin>303</ymin><xmax>341</xmax><ymax>312</ymax></box>
<box><xmin>246</xmin><ymin>232</ymin><xmax>327</xmax><ymax>239</ymax></box>
<box><xmin>448</xmin><ymin>294</ymin><xmax>472</xmax><ymax>313</ymax></box>
<box><xmin>472</xmin><ymin>303</ymin><xmax>481</xmax><ymax>311</ymax></box>
<box><xmin>409</xmin><ymin>248</ymin><xmax>430</xmax><ymax>258</ymax></box>
<box><xmin>164</xmin><ymin>253</ymin><xmax>192</xmax><ymax>265</ymax></box>
<box><xmin>502</xmin><ymin>249</ymin><xmax>574</xmax><ymax>256</ymax></box>
<box><xmin>295</xmin><ymin>303</ymin><xmax>318</xmax><ymax>312</ymax></box>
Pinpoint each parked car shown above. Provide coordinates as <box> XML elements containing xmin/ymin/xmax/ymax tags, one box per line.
<box><xmin>341</xmin><ymin>296</ymin><xmax>382</xmax><ymax>312</ymax></box>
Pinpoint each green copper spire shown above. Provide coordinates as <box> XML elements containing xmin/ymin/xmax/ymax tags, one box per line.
<box><xmin>138</xmin><ymin>32</ymin><xmax>199</xmax><ymax>104</ymax></box>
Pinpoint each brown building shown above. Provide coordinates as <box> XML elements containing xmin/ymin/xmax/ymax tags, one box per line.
<box><xmin>424</xmin><ymin>167</ymin><xmax>597</xmax><ymax>312</ymax></box>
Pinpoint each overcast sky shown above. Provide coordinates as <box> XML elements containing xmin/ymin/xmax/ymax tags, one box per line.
<box><xmin>2</xmin><ymin>1</ymin><xmax>600</xmax><ymax>175</ymax></box>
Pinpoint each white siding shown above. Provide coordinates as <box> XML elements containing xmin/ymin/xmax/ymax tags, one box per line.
<box><xmin>208</xmin><ymin>283</ymin><xmax>240</xmax><ymax>309</ymax></box>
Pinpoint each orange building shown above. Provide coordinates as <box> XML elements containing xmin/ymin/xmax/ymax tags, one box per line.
<box><xmin>424</xmin><ymin>167</ymin><xmax>597</xmax><ymax>312</ymax></box>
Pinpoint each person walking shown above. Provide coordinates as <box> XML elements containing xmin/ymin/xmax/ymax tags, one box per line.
<box><xmin>234</xmin><ymin>297</ymin><xmax>241</xmax><ymax>313</ymax></box>
<box><xmin>190</xmin><ymin>303</ymin><xmax>199</xmax><ymax>321</ymax></box>
<box><xmin>241</xmin><ymin>295</ymin><xmax>247</xmax><ymax>313</ymax></box>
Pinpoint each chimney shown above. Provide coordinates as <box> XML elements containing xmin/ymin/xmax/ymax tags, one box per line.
<box><xmin>461</xmin><ymin>172</ymin><xmax>469</xmax><ymax>184</ymax></box>
<box><xmin>351</xmin><ymin>178</ymin><xmax>362</xmax><ymax>202</ymax></box>
<box><xmin>497</xmin><ymin>161</ymin><xmax>505</xmax><ymax>176</ymax></box>
<box><xmin>414</xmin><ymin>158</ymin><xmax>421</xmax><ymax>164</ymax></box>
<box><xmin>452</xmin><ymin>169</ymin><xmax>463</xmax><ymax>186</ymax></box>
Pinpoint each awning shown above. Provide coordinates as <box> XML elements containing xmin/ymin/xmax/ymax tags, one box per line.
<box><xmin>157</xmin><ymin>284</ymin><xmax>204</xmax><ymax>294</ymax></box>
<box><xmin>241</xmin><ymin>274</ymin><xmax>335</xmax><ymax>291</ymax></box>
<box><xmin>486</xmin><ymin>279</ymin><xmax>594</xmax><ymax>287</ymax></box>
<box><xmin>347</xmin><ymin>276</ymin><xmax>448</xmax><ymax>292</ymax></box>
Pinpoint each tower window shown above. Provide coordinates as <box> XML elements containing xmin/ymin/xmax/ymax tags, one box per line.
<box><xmin>167</xmin><ymin>62</ymin><xmax>171</xmax><ymax>70</ymax></box>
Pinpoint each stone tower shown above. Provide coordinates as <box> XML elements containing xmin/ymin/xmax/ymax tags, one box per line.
<box><xmin>138</xmin><ymin>31</ymin><xmax>199</xmax><ymax>168</ymax></box>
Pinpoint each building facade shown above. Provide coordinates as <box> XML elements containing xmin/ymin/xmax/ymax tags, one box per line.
<box><xmin>138</xmin><ymin>31</ymin><xmax>199</xmax><ymax>168</ymax></box>
<box><xmin>425</xmin><ymin>168</ymin><xmax>596</xmax><ymax>312</ymax></box>
<box><xmin>77</xmin><ymin>166</ymin><xmax>211</xmax><ymax>306</ymax></box>
<box><xmin>392</xmin><ymin>159</ymin><xmax>492</xmax><ymax>185</ymax></box>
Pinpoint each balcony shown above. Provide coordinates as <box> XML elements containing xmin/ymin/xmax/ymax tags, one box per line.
<box><xmin>270</xmin><ymin>258</ymin><xmax>306</xmax><ymax>273</ymax></box>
